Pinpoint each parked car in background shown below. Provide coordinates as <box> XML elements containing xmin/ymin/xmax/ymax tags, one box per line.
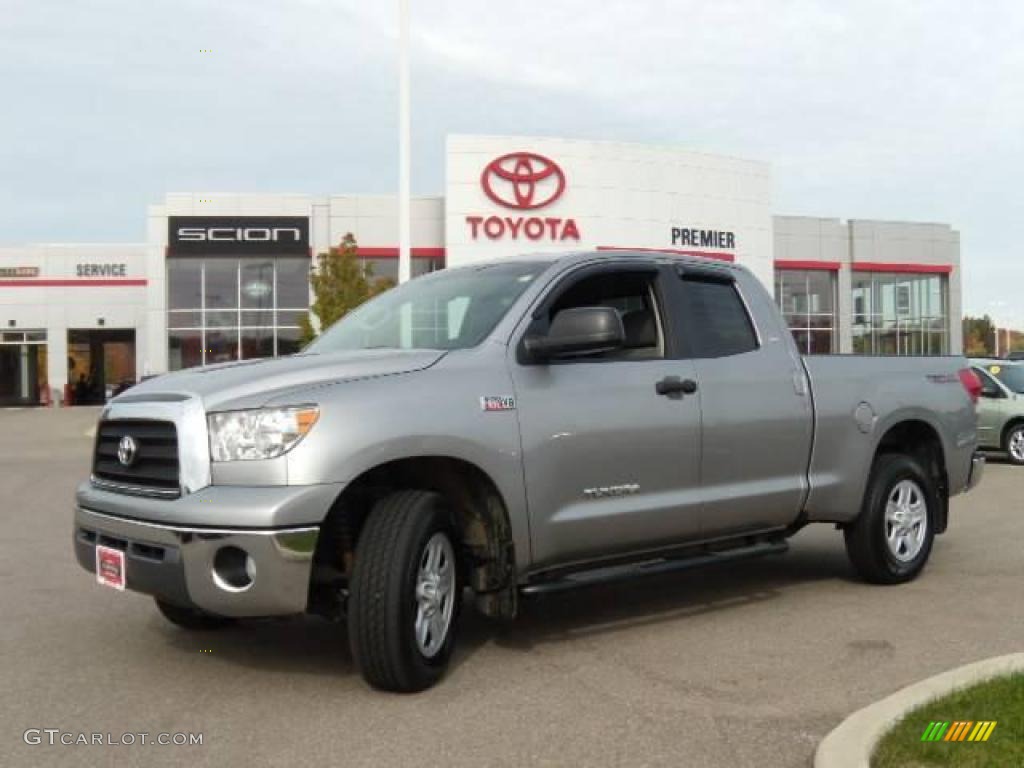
<box><xmin>970</xmin><ymin>359</ymin><xmax>1024</xmax><ymax>465</ymax></box>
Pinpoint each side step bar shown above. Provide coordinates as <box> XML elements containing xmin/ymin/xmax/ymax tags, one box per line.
<box><xmin>520</xmin><ymin>539</ymin><xmax>789</xmax><ymax>596</ymax></box>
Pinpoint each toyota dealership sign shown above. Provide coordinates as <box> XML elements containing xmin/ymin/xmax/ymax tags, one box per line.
<box><xmin>444</xmin><ymin>134</ymin><xmax>772</xmax><ymax>287</ymax></box>
<box><xmin>465</xmin><ymin>152</ymin><xmax>580</xmax><ymax>242</ymax></box>
<box><xmin>481</xmin><ymin>153</ymin><xmax>565</xmax><ymax>209</ymax></box>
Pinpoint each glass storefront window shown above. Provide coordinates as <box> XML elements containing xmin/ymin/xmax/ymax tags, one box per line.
<box><xmin>204</xmin><ymin>260</ymin><xmax>239</xmax><ymax>310</ymax></box>
<box><xmin>276</xmin><ymin>327</ymin><xmax>303</xmax><ymax>357</ymax></box>
<box><xmin>276</xmin><ymin>257</ymin><xmax>311</xmax><ymax>309</ymax></box>
<box><xmin>0</xmin><ymin>331</ymin><xmax>47</xmax><ymax>406</ymax></box>
<box><xmin>168</xmin><ymin>311</ymin><xmax>201</xmax><ymax>329</ymax></box>
<box><xmin>774</xmin><ymin>269</ymin><xmax>837</xmax><ymax>354</ymax></box>
<box><xmin>241</xmin><ymin>329</ymin><xmax>274</xmax><ymax>360</ymax></box>
<box><xmin>205</xmin><ymin>329</ymin><xmax>239</xmax><ymax>365</ymax></box>
<box><xmin>851</xmin><ymin>272</ymin><xmax>948</xmax><ymax>356</ymax></box>
<box><xmin>168</xmin><ymin>330</ymin><xmax>202</xmax><ymax>370</ymax></box>
<box><xmin>204</xmin><ymin>311</ymin><xmax>238</xmax><ymax>328</ymax></box>
<box><xmin>167</xmin><ymin>257</ymin><xmax>310</xmax><ymax>370</ymax></box>
<box><xmin>167</xmin><ymin>260</ymin><xmax>201</xmax><ymax>310</ymax></box>
<box><xmin>241</xmin><ymin>310</ymin><xmax>275</xmax><ymax>327</ymax></box>
<box><xmin>241</xmin><ymin>259</ymin><xmax>275</xmax><ymax>310</ymax></box>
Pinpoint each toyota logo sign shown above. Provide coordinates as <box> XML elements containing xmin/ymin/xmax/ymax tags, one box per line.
<box><xmin>466</xmin><ymin>152</ymin><xmax>580</xmax><ymax>242</ymax></box>
<box><xmin>481</xmin><ymin>153</ymin><xmax>566</xmax><ymax>210</ymax></box>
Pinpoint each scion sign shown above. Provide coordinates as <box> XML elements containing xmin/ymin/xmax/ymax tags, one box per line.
<box><xmin>168</xmin><ymin>216</ymin><xmax>310</xmax><ymax>256</ymax></box>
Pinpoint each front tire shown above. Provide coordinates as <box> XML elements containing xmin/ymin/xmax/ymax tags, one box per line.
<box><xmin>844</xmin><ymin>454</ymin><xmax>937</xmax><ymax>584</ymax></box>
<box><xmin>348</xmin><ymin>490</ymin><xmax>462</xmax><ymax>692</ymax></box>
<box><xmin>1004</xmin><ymin>423</ymin><xmax>1024</xmax><ymax>465</ymax></box>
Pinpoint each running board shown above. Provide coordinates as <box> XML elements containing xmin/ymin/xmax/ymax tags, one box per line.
<box><xmin>520</xmin><ymin>539</ymin><xmax>789</xmax><ymax>596</ymax></box>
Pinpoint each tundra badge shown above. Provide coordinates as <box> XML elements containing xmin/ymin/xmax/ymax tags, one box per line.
<box><xmin>480</xmin><ymin>396</ymin><xmax>516</xmax><ymax>412</ymax></box>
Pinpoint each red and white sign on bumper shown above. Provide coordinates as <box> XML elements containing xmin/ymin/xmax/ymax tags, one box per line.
<box><xmin>466</xmin><ymin>153</ymin><xmax>580</xmax><ymax>242</ymax></box>
<box><xmin>95</xmin><ymin>545</ymin><xmax>126</xmax><ymax>591</ymax></box>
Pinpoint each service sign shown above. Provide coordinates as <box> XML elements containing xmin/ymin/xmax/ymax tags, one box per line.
<box><xmin>168</xmin><ymin>216</ymin><xmax>310</xmax><ymax>256</ymax></box>
<box><xmin>76</xmin><ymin>263</ymin><xmax>127</xmax><ymax>277</ymax></box>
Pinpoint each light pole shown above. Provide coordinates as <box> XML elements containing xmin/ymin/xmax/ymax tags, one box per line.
<box><xmin>397</xmin><ymin>0</ymin><xmax>411</xmax><ymax>284</ymax></box>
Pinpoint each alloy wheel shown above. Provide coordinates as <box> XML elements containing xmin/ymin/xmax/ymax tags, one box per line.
<box><xmin>884</xmin><ymin>479</ymin><xmax>928</xmax><ymax>562</ymax></box>
<box><xmin>414</xmin><ymin>532</ymin><xmax>456</xmax><ymax>658</ymax></box>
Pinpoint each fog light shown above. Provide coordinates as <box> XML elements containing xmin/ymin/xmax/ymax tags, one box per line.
<box><xmin>212</xmin><ymin>546</ymin><xmax>254</xmax><ymax>592</ymax></box>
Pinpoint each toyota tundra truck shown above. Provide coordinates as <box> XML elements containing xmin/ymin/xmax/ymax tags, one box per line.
<box><xmin>74</xmin><ymin>250</ymin><xmax>985</xmax><ymax>691</ymax></box>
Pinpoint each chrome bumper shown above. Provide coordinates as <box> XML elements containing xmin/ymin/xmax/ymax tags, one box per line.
<box><xmin>965</xmin><ymin>452</ymin><xmax>985</xmax><ymax>492</ymax></box>
<box><xmin>74</xmin><ymin>507</ymin><xmax>319</xmax><ymax>617</ymax></box>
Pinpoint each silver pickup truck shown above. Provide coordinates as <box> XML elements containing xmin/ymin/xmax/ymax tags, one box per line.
<box><xmin>74</xmin><ymin>251</ymin><xmax>984</xmax><ymax>691</ymax></box>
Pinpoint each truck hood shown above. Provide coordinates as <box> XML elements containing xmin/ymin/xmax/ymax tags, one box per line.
<box><xmin>117</xmin><ymin>349</ymin><xmax>446</xmax><ymax>411</ymax></box>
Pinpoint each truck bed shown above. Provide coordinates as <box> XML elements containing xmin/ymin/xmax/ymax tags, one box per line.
<box><xmin>801</xmin><ymin>355</ymin><xmax>977</xmax><ymax>523</ymax></box>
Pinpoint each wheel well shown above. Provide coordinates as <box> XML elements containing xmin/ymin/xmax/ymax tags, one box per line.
<box><xmin>311</xmin><ymin>457</ymin><xmax>517</xmax><ymax>618</ymax></box>
<box><xmin>874</xmin><ymin>420</ymin><xmax>949</xmax><ymax>533</ymax></box>
<box><xmin>1001</xmin><ymin>418</ymin><xmax>1024</xmax><ymax>449</ymax></box>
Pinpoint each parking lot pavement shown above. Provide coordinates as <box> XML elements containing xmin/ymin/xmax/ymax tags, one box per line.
<box><xmin>1</xmin><ymin>408</ymin><xmax>1021</xmax><ymax>768</ymax></box>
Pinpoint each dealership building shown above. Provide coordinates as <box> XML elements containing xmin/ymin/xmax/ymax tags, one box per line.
<box><xmin>0</xmin><ymin>134</ymin><xmax>962</xmax><ymax>406</ymax></box>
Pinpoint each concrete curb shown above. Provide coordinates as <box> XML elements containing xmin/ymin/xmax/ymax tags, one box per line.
<box><xmin>814</xmin><ymin>652</ymin><xmax>1024</xmax><ymax>768</ymax></box>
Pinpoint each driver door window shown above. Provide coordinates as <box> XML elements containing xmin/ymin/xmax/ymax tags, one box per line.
<box><xmin>536</xmin><ymin>270</ymin><xmax>666</xmax><ymax>361</ymax></box>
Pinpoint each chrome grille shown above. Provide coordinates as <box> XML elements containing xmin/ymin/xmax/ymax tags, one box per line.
<box><xmin>92</xmin><ymin>419</ymin><xmax>180</xmax><ymax>497</ymax></box>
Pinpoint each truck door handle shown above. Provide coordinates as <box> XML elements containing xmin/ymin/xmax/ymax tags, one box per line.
<box><xmin>656</xmin><ymin>377</ymin><xmax>698</xmax><ymax>396</ymax></box>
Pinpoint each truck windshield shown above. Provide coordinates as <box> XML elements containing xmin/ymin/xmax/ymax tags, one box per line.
<box><xmin>305</xmin><ymin>262</ymin><xmax>550</xmax><ymax>353</ymax></box>
<box><xmin>992</xmin><ymin>364</ymin><xmax>1024</xmax><ymax>394</ymax></box>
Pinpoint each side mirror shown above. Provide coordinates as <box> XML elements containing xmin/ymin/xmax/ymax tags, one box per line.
<box><xmin>524</xmin><ymin>306</ymin><xmax>625</xmax><ymax>362</ymax></box>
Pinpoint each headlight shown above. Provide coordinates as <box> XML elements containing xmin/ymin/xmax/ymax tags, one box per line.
<box><xmin>208</xmin><ymin>406</ymin><xmax>319</xmax><ymax>462</ymax></box>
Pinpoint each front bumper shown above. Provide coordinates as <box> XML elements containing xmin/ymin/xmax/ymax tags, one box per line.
<box><xmin>73</xmin><ymin>507</ymin><xmax>320</xmax><ymax>618</ymax></box>
<box><xmin>965</xmin><ymin>452</ymin><xmax>985</xmax><ymax>493</ymax></box>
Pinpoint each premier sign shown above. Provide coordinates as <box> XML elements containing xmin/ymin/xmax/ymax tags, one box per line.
<box><xmin>671</xmin><ymin>227</ymin><xmax>736</xmax><ymax>250</ymax></box>
<box><xmin>168</xmin><ymin>216</ymin><xmax>309</xmax><ymax>256</ymax></box>
<box><xmin>466</xmin><ymin>153</ymin><xmax>580</xmax><ymax>242</ymax></box>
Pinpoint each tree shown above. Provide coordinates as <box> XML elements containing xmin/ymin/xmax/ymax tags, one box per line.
<box><xmin>299</xmin><ymin>233</ymin><xmax>395</xmax><ymax>345</ymax></box>
<box><xmin>962</xmin><ymin>315</ymin><xmax>995</xmax><ymax>356</ymax></box>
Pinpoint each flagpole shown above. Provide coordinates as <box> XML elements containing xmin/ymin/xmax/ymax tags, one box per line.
<box><xmin>397</xmin><ymin>0</ymin><xmax>411</xmax><ymax>284</ymax></box>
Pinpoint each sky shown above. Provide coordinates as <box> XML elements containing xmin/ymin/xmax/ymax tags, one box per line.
<box><xmin>2</xmin><ymin>0</ymin><xmax>1022</xmax><ymax>322</ymax></box>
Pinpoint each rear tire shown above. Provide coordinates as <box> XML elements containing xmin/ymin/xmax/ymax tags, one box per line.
<box><xmin>348</xmin><ymin>490</ymin><xmax>462</xmax><ymax>692</ymax></box>
<box><xmin>1004</xmin><ymin>423</ymin><xmax>1024</xmax><ymax>465</ymax></box>
<box><xmin>155</xmin><ymin>598</ymin><xmax>234</xmax><ymax>630</ymax></box>
<box><xmin>844</xmin><ymin>454</ymin><xmax>937</xmax><ymax>584</ymax></box>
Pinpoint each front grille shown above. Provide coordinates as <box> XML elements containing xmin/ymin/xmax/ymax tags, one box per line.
<box><xmin>92</xmin><ymin>419</ymin><xmax>180</xmax><ymax>497</ymax></box>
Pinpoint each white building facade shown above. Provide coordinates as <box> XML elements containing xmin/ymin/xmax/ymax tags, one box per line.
<box><xmin>0</xmin><ymin>135</ymin><xmax>962</xmax><ymax>406</ymax></box>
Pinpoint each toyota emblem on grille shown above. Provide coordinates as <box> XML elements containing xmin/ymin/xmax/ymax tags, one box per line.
<box><xmin>117</xmin><ymin>435</ymin><xmax>138</xmax><ymax>467</ymax></box>
<box><xmin>480</xmin><ymin>152</ymin><xmax>566</xmax><ymax>210</ymax></box>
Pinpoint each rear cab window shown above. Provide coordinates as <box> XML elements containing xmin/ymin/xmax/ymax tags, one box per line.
<box><xmin>676</xmin><ymin>270</ymin><xmax>759</xmax><ymax>358</ymax></box>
